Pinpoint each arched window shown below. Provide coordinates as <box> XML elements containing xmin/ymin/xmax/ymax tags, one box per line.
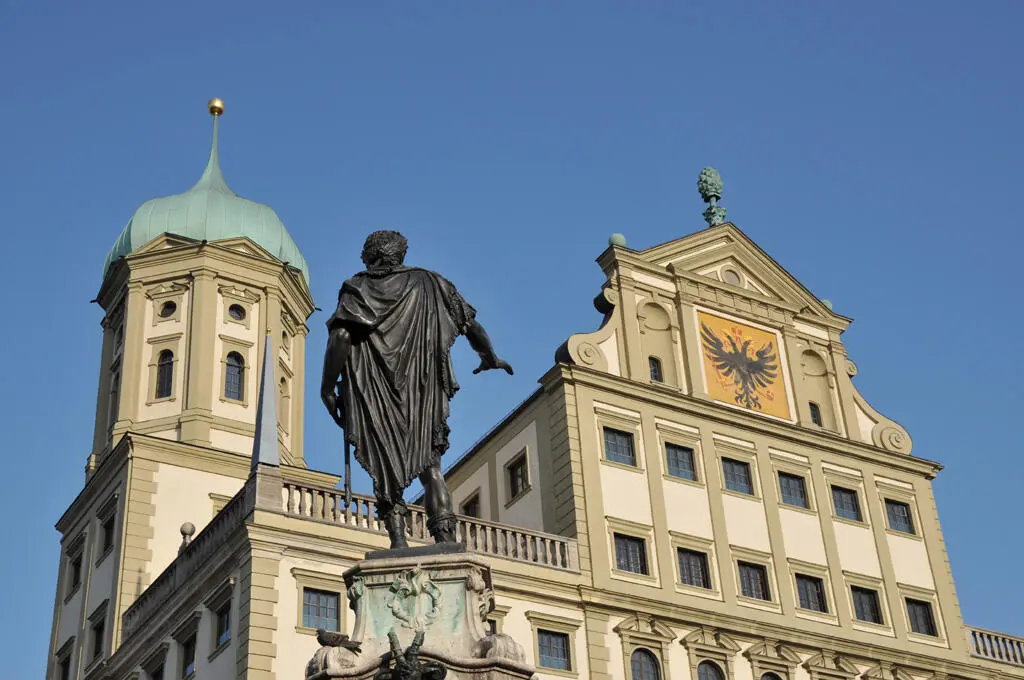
<box><xmin>225</xmin><ymin>352</ymin><xmax>245</xmax><ymax>401</ymax></box>
<box><xmin>698</xmin><ymin>661</ymin><xmax>725</xmax><ymax>680</ymax></box>
<box><xmin>630</xmin><ymin>649</ymin><xmax>660</xmax><ymax>680</ymax></box>
<box><xmin>155</xmin><ymin>350</ymin><xmax>174</xmax><ymax>399</ymax></box>
<box><xmin>761</xmin><ymin>673</ymin><xmax>784</xmax><ymax>680</ymax></box>
<box><xmin>808</xmin><ymin>401</ymin><xmax>823</xmax><ymax>426</ymax></box>
<box><xmin>648</xmin><ymin>356</ymin><xmax>664</xmax><ymax>383</ymax></box>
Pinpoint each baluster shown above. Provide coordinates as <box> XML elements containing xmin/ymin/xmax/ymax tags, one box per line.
<box><xmin>314</xmin><ymin>491</ymin><xmax>324</xmax><ymax>520</ymax></box>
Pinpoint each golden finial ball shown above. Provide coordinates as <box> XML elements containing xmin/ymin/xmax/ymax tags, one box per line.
<box><xmin>208</xmin><ymin>98</ymin><xmax>225</xmax><ymax>116</ymax></box>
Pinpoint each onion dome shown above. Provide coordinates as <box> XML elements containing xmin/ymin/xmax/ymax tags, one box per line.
<box><xmin>102</xmin><ymin>99</ymin><xmax>309</xmax><ymax>283</ymax></box>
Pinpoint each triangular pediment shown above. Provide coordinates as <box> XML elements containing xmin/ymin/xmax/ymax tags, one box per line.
<box><xmin>639</xmin><ymin>223</ymin><xmax>848</xmax><ymax>326</ymax></box>
<box><xmin>211</xmin><ymin>236</ymin><xmax>280</xmax><ymax>262</ymax></box>
<box><xmin>131</xmin><ymin>232</ymin><xmax>201</xmax><ymax>257</ymax></box>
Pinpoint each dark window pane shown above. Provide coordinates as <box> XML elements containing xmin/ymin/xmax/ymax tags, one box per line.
<box><xmin>69</xmin><ymin>555</ymin><xmax>82</xmax><ymax>591</ymax></box>
<box><xmin>508</xmin><ymin>455</ymin><xmax>528</xmax><ymax>499</ymax></box>
<box><xmin>460</xmin><ymin>495</ymin><xmax>480</xmax><ymax>518</ymax></box>
<box><xmin>631</xmin><ymin>649</ymin><xmax>660</xmax><ymax>680</ymax></box>
<box><xmin>92</xmin><ymin>619</ymin><xmax>105</xmax><ymax>660</ymax></box>
<box><xmin>302</xmin><ymin>588</ymin><xmax>340</xmax><ymax>631</ymax></box>
<box><xmin>665</xmin><ymin>444</ymin><xmax>696</xmax><ymax>481</ymax></box>
<box><xmin>181</xmin><ymin>635</ymin><xmax>196</xmax><ymax>678</ymax></box>
<box><xmin>738</xmin><ymin>562</ymin><xmax>770</xmax><ymax>600</ymax></box>
<box><xmin>225</xmin><ymin>352</ymin><xmax>245</xmax><ymax>401</ymax></box>
<box><xmin>59</xmin><ymin>657</ymin><xmax>71</xmax><ymax>680</ymax></box>
<box><xmin>809</xmin><ymin>401</ymin><xmax>823</xmax><ymax>426</ymax></box>
<box><xmin>907</xmin><ymin>599</ymin><xmax>938</xmax><ymax>636</ymax></box>
<box><xmin>762</xmin><ymin>674</ymin><xmax>784</xmax><ymax>680</ymax></box>
<box><xmin>101</xmin><ymin>515</ymin><xmax>116</xmax><ymax>552</ymax></box>
<box><xmin>886</xmin><ymin>500</ymin><xmax>914</xmax><ymax>534</ymax></box>
<box><xmin>796</xmin><ymin>574</ymin><xmax>828</xmax><ymax>612</ymax></box>
<box><xmin>832</xmin><ymin>486</ymin><xmax>862</xmax><ymax>522</ymax></box>
<box><xmin>722</xmin><ymin>458</ymin><xmax>753</xmax><ymax>495</ymax></box>
<box><xmin>779</xmin><ymin>472</ymin><xmax>809</xmax><ymax>508</ymax></box>
<box><xmin>649</xmin><ymin>357</ymin><xmax>664</xmax><ymax>383</ymax></box>
<box><xmin>604</xmin><ymin>428</ymin><xmax>636</xmax><ymax>466</ymax></box>
<box><xmin>216</xmin><ymin>604</ymin><xmax>231</xmax><ymax>646</ymax></box>
<box><xmin>486</xmin><ymin>619</ymin><xmax>498</xmax><ymax>635</ymax></box>
<box><xmin>852</xmin><ymin>586</ymin><xmax>883</xmax><ymax>624</ymax></box>
<box><xmin>697</xmin><ymin>661</ymin><xmax>724</xmax><ymax>680</ymax></box>
<box><xmin>151</xmin><ymin>665</ymin><xmax>164</xmax><ymax>680</ymax></box>
<box><xmin>156</xmin><ymin>350</ymin><xmax>174</xmax><ymax>399</ymax></box>
<box><xmin>614</xmin><ymin>534</ymin><xmax>648</xmax><ymax>575</ymax></box>
<box><xmin>537</xmin><ymin>630</ymin><xmax>571</xmax><ymax>670</ymax></box>
<box><xmin>677</xmin><ymin>548</ymin><xmax>711</xmax><ymax>589</ymax></box>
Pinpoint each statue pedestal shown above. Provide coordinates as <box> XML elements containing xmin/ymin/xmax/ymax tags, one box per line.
<box><xmin>306</xmin><ymin>548</ymin><xmax>536</xmax><ymax>680</ymax></box>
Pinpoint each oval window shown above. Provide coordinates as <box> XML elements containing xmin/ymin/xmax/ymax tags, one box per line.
<box><xmin>228</xmin><ymin>304</ymin><xmax>246</xmax><ymax>321</ymax></box>
<box><xmin>159</xmin><ymin>301</ymin><xmax>177</xmax><ymax>318</ymax></box>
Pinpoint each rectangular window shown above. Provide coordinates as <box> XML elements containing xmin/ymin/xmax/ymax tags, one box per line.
<box><xmin>101</xmin><ymin>515</ymin><xmax>116</xmax><ymax>553</ymax></box>
<box><xmin>738</xmin><ymin>562</ymin><xmax>770</xmax><ymax>601</ymax></box>
<box><xmin>302</xmin><ymin>588</ymin><xmax>340</xmax><ymax>631</ymax></box>
<box><xmin>150</xmin><ymin>665</ymin><xmax>164</xmax><ymax>680</ymax></box>
<box><xmin>460</xmin><ymin>494</ymin><xmax>481</xmax><ymax>518</ymax></box>
<box><xmin>67</xmin><ymin>552</ymin><xmax>83</xmax><ymax>596</ymax></box>
<box><xmin>215</xmin><ymin>602</ymin><xmax>231</xmax><ymax>647</ymax></box>
<box><xmin>677</xmin><ymin>548</ymin><xmax>711</xmax><ymax>589</ymax></box>
<box><xmin>181</xmin><ymin>634</ymin><xmax>196</xmax><ymax>679</ymax></box>
<box><xmin>665</xmin><ymin>443</ymin><xmax>697</xmax><ymax>481</ymax></box>
<box><xmin>722</xmin><ymin>458</ymin><xmax>754</xmax><ymax>495</ymax></box>
<box><xmin>507</xmin><ymin>453</ymin><xmax>528</xmax><ymax>499</ymax></box>
<box><xmin>537</xmin><ymin>629</ymin><xmax>571</xmax><ymax>671</ymax></box>
<box><xmin>603</xmin><ymin>428</ymin><xmax>636</xmax><ymax>466</ymax></box>
<box><xmin>58</xmin><ymin>656</ymin><xmax>71</xmax><ymax>680</ymax></box>
<box><xmin>832</xmin><ymin>486</ymin><xmax>862</xmax><ymax>521</ymax></box>
<box><xmin>809</xmin><ymin>401</ymin><xmax>823</xmax><ymax>426</ymax></box>
<box><xmin>778</xmin><ymin>472</ymin><xmax>809</xmax><ymax>508</ymax></box>
<box><xmin>885</xmin><ymin>499</ymin><xmax>915</xmax><ymax>534</ymax></box>
<box><xmin>91</xmin><ymin>618</ymin><xmax>105</xmax><ymax>661</ymax></box>
<box><xmin>796</xmin><ymin>574</ymin><xmax>828</xmax><ymax>613</ymax></box>
<box><xmin>906</xmin><ymin>598</ymin><xmax>938</xmax><ymax>636</ymax></box>
<box><xmin>614</xmin><ymin>533</ymin><xmax>649</xmax><ymax>575</ymax></box>
<box><xmin>852</xmin><ymin>586</ymin><xmax>883</xmax><ymax>624</ymax></box>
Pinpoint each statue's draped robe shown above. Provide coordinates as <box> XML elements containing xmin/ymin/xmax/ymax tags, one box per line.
<box><xmin>328</xmin><ymin>267</ymin><xmax>475</xmax><ymax>506</ymax></box>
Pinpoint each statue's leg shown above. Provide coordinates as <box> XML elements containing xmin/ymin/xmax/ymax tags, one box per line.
<box><xmin>420</xmin><ymin>462</ymin><xmax>457</xmax><ymax>543</ymax></box>
<box><xmin>378</xmin><ymin>498</ymin><xmax>409</xmax><ymax>550</ymax></box>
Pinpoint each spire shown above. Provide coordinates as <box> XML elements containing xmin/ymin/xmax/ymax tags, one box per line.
<box><xmin>251</xmin><ymin>332</ymin><xmax>280</xmax><ymax>471</ymax></box>
<box><xmin>192</xmin><ymin>97</ymin><xmax>232</xmax><ymax>194</ymax></box>
<box><xmin>698</xmin><ymin>167</ymin><xmax>727</xmax><ymax>226</ymax></box>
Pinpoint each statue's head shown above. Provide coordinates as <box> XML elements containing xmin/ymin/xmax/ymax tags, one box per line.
<box><xmin>361</xmin><ymin>230</ymin><xmax>408</xmax><ymax>271</ymax></box>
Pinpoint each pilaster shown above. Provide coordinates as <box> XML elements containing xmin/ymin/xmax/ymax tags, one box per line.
<box><xmin>673</xmin><ymin>279</ymin><xmax>709</xmax><ymax>400</ymax></box>
<box><xmin>117</xmin><ymin>282</ymin><xmax>148</xmax><ymax>427</ymax></box>
<box><xmin>92</xmin><ymin>316</ymin><xmax>116</xmax><ymax>455</ymax></box>
<box><xmin>290</xmin><ymin>323</ymin><xmax>308</xmax><ymax>465</ymax></box>
<box><xmin>182</xmin><ymin>269</ymin><xmax>218</xmax><ymax>444</ymax></box>
<box><xmin>236</xmin><ymin>542</ymin><xmax>283</xmax><ymax>680</ymax></box>
<box><xmin>862</xmin><ymin>470</ymin><xmax>910</xmax><ymax>641</ymax></box>
<box><xmin>781</xmin><ymin>325</ymin><xmax>810</xmax><ymax>427</ymax></box>
<box><xmin>582</xmin><ymin>609</ymin><xmax>614</xmax><ymax>680</ymax></box>
<box><xmin>827</xmin><ymin>332</ymin><xmax>863</xmax><ymax>445</ymax></box>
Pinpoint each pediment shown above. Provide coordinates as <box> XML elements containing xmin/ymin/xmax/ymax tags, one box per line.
<box><xmin>210</xmin><ymin>237</ymin><xmax>279</xmax><ymax>263</ymax></box>
<box><xmin>639</xmin><ymin>223</ymin><xmax>848</xmax><ymax>327</ymax></box>
<box><xmin>681</xmin><ymin>626</ymin><xmax>742</xmax><ymax>652</ymax></box>
<box><xmin>131</xmin><ymin>232</ymin><xmax>201</xmax><ymax>257</ymax></box>
<box><xmin>613</xmin><ymin>613</ymin><xmax>676</xmax><ymax>641</ymax></box>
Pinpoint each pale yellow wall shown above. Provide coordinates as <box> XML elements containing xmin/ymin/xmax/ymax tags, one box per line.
<box><xmin>833</xmin><ymin>521</ymin><xmax>882</xmax><ymax>578</ymax></box>
<box><xmin>663</xmin><ymin>481</ymin><xmax>714</xmax><ymax>539</ymax></box>
<box><xmin>888</xmin><ymin>534</ymin><xmax>935</xmax><ymax>590</ymax></box>
<box><xmin>778</xmin><ymin>507</ymin><xmax>827</xmax><ymax>565</ymax></box>
<box><xmin>598</xmin><ymin>332</ymin><xmax>621</xmax><ymax>376</ymax></box>
<box><xmin>499</xmin><ymin>595</ymin><xmax>589</xmax><ymax>680</ymax></box>
<box><xmin>722</xmin><ymin>494</ymin><xmax>771</xmax><ymax>553</ymax></box>
<box><xmin>452</xmin><ymin>463</ymin><xmax>491</xmax><ymax>520</ymax></box>
<box><xmin>601</xmin><ymin>463</ymin><xmax>654</xmax><ymax>527</ymax></box>
<box><xmin>209</xmin><ymin>428</ymin><xmax>255</xmax><ymax>457</ymax></box>
<box><xmin>494</xmin><ymin>421</ymin><xmax>544</xmax><ymax>530</ymax></box>
<box><xmin>210</xmin><ymin>289</ymin><xmax>261</xmax><ymax>421</ymax></box>
<box><xmin>136</xmin><ymin>287</ymin><xmax>190</xmax><ymax>422</ymax></box>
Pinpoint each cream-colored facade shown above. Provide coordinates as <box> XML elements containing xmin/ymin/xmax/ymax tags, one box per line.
<box><xmin>46</xmin><ymin>142</ymin><xmax>1023</xmax><ymax>680</ymax></box>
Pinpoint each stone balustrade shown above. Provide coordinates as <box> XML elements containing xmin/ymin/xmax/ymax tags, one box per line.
<box><xmin>968</xmin><ymin>626</ymin><xmax>1024</xmax><ymax>667</ymax></box>
<box><xmin>282</xmin><ymin>481</ymin><xmax>580</xmax><ymax>572</ymax></box>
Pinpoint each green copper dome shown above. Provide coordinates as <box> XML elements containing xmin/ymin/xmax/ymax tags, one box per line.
<box><xmin>102</xmin><ymin>114</ymin><xmax>309</xmax><ymax>283</ymax></box>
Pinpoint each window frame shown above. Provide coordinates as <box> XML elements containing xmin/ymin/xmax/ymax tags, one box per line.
<box><xmin>670</xmin><ymin>532</ymin><xmax>720</xmax><ymax>599</ymax></box>
<box><xmin>648</xmin><ymin>356</ymin><xmax>664</xmax><ymax>383</ymax></box>
<box><xmin>87</xmin><ymin>600</ymin><xmax>108</xmax><ymax>667</ymax></box>
<box><xmin>614</xmin><ymin>533</ymin><xmax>650</xmax><ymax>576</ymax></box>
<box><xmin>603</xmin><ymin>426</ymin><xmax>638</xmax><ymax>468</ymax></box>
<box><xmin>64</xmin><ymin>533</ymin><xmax>86</xmax><ymax>602</ymax></box>
<box><xmin>145</xmin><ymin>334</ymin><xmax>182</xmax><ymax>405</ymax></box>
<box><xmin>721</xmin><ymin>457</ymin><xmax>755</xmax><ymax>497</ymax></box>
<box><xmin>843</xmin><ymin>573</ymin><xmax>892</xmax><ymax>633</ymax></box>
<box><xmin>731</xmin><ymin>547</ymin><xmax>781</xmax><ymax>613</ymax></box>
<box><xmin>768</xmin><ymin>454</ymin><xmax>817</xmax><ymax>513</ymax></box>
<box><xmin>631</xmin><ymin>647</ymin><xmax>662</xmax><ymax>680</ymax></box>
<box><xmin>738</xmin><ymin>561</ymin><xmax>771</xmax><ymax>602</ymax></box>
<box><xmin>171</xmin><ymin>612</ymin><xmax>201</xmax><ymax>680</ymax></box>
<box><xmin>96</xmin><ymin>494</ymin><xmax>119</xmax><ymax>565</ymax></box>
<box><xmin>504</xmin><ymin>449</ymin><xmax>531</xmax><ymax>506</ymax></box>
<box><xmin>665</xmin><ymin>442</ymin><xmax>698</xmax><ymax>482</ymax></box>
<box><xmin>204</xmin><ymin>577</ymin><xmax>235</xmax><ymax>660</ymax></box>
<box><xmin>898</xmin><ymin>583</ymin><xmax>946</xmax><ymax>644</ymax></box>
<box><xmin>459</xmin><ymin>490</ymin><xmax>482</xmax><ymax>518</ymax></box>
<box><xmin>220</xmin><ymin>287</ymin><xmax>255</xmax><ymax>329</ymax></box>
<box><xmin>54</xmin><ymin>636</ymin><xmax>76</xmax><ymax>680</ymax></box>
<box><xmin>787</xmin><ymin>559</ymin><xmax>837</xmax><ymax>624</ymax></box>
<box><xmin>147</xmin><ymin>285</ymin><xmax>185</xmax><ymax>326</ymax></box>
<box><xmin>795</xmin><ymin>574</ymin><xmax>828</xmax><ymax>614</ymax></box>
<box><xmin>777</xmin><ymin>471</ymin><xmax>810</xmax><ymax>509</ymax></box>
<box><xmin>808</xmin><ymin>401</ymin><xmax>823</xmax><ymax>427</ymax></box>
<box><xmin>606</xmin><ymin>517</ymin><xmax>659</xmax><ymax>585</ymax></box>
<box><xmin>291</xmin><ymin>568</ymin><xmax>346</xmax><ymax>636</ymax></box>
<box><xmin>830</xmin><ymin>485</ymin><xmax>864</xmax><ymax>523</ymax></box>
<box><xmin>677</xmin><ymin>547</ymin><xmax>712</xmax><ymax>591</ymax></box>
<box><xmin>884</xmin><ymin>499</ymin><xmax>915</xmax><ymax>535</ymax></box>
<box><xmin>657</xmin><ymin>423</ymin><xmax>703</xmax><ymax>487</ymax></box>
<box><xmin>905</xmin><ymin>598</ymin><xmax>938</xmax><ymax>637</ymax></box>
<box><xmin>697</xmin><ymin>661</ymin><xmax>726</xmax><ymax>680</ymax></box>
<box><xmin>525</xmin><ymin>611</ymin><xmax>581</xmax><ymax>678</ymax></box>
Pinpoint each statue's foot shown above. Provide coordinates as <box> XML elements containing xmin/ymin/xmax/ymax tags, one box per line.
<box><xmin>427</xmin><ymin>513</ymin><xmax>458</xmax><ymax>544</ymax></box>
<box><xmin>389</xmin><ymin>534</ymin><xmax>410</xmax><ymax>550</ymax></box>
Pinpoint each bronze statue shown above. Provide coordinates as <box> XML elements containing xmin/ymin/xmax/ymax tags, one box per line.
<box><xmin>321</xmin><ymin>231</ymin><xmax>513</xmax><ymax>550</ymax></box>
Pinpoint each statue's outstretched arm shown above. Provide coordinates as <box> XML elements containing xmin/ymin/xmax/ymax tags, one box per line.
<box><xmin>465</xmin><ymin>319</ymin><xmax>513</xmax><ymax>375</ymax></box>
<box><xmin>321</xmin><ymin>325</ymin><xmax>352</xmax><ymax>424</ymax></box>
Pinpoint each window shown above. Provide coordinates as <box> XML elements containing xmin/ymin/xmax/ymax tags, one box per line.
<box><xmin>58</xmin><ymin>656</ymin><xmax>71</xmax><ymax>680</ymax></box>
<box><xmin>778</xmin><ymin>472</ymin><xmax>809</xmax><ymax>508</ymax></box>
<box><xmin>101</xmin><ymin>515</ymin><xmax>116</xmax><ymax>553</ymax></box>
<box><xmin>302</xmin><ymin>588</ymin><xmax>340</xmax><ymax>631</ymax></box>
<box><xmin>91</xmin><ymin>617</ymin><xmax>105</xmax><ymax>661</ymax></box>
<box><xmin>215</xmin><ymin>601</ymin><xmax>231</xmax><ymax>647</ymax></box>
<box><xmin>762</xmin><ymin>674</ymin><xmax>784</xmax><ymax>680</ymax></box>
<box><xmin>159</xmin><ymin>301</ymin><xmax>177</xmax><ymax>318</ymax></box>
<box><xmin>180</xmin><ymin>634</ymin><xmax>196</xmax><ymax>678</ymax></box>
<box><xmin>906</xmin><ymin>598</ymin><xmax>938</xmax><ymax>636</ymax></box>
<box><xmin>603</xmin><ymin>427</ymin><xmax>636</xmax><ymax>466</ymax></box>
<box><xmin>486</xmin><ymin>619</ymin><xmax>498</xmax><ymax>635</ymax></box>
<box><xmin>631</xmin><ymin>649</ymin><xmax>660</xmax><ymax>680</ymax></box>
<box><xmin>614</xmin><ymin>534</ymin><xmax>648</xmax><ymax>575</ymax></box>
<box><xmin>648</xmin><ymin>356</ymin><xmax>664</xmax><ymax>383</ymax></box>
<box><xmin>738</xmin><ymin>561</ymin><xmax>770</xmax><ymax>600</ymax></box>
<box><xmin>809</xmin><ymin>401</ymin><xmax>823</xmax><ymax>426</ymax></box>
<box><xmin>885</xmin><ymin>499</ymin><xmax>915</xmax><ymax>534</ymax></box>
<box><xmin>722</xmin><ymin>458</ymin><xmax>753</xmax><ymax>495</ymax></box>
<box><xmin>460</xmin><ymin>494</ymin><xmax>480</xmax><ymax>518</ymax></box>
<box><xmin>537</xmin><ymin>630</ymin><xmax>571</xmax><ymax>671</ymax></box>
<box><xmin>832</xmin><ymin>486</ymin><xmax>862</xmax><ymax>521</ymax></box>
<box><xmin>796</xmin><ymin>574</ymin><xmax>828</xmax><ymax>613</ymax></box>
<box><xmin>225</xmin><ymin>352</ymin><xmax>245</xmax><ymax>401</ymax></box>
<box><xmin>677</xmin><ymin>548</ymin><xmax>711</xmax><ymax>589</ymax></box>
<box><xmin>66</xmin><ymin>545</ymin><xmax>83</xmax><ymax>597</ymax></box>
<box><xmin>851</xmin><ymin>586</ymin><xmax>883</xmax><ymax>624</ymax></box>
<box><xmin>155</xmin><ymin>350</ymin><xmax>174</xmax><ymax>399</ymax></box>
<box><xmin>150</xmin><ymin>665</ymin><xmax>164</xmax><ymax>680</ymax></box>
<box><xmin>108</xmin><ymin>367</ymin><xmax>121</xmax><ymax>430</ymax></box>
<box><xmin>698</xmin><ymin>661</ymin><xmax>725</xmax><ymax>680</ymax></box>
<box><xmin>507</xmin><ymin>453</ymin><xmax>528</xmax><ymax>500</ymax></box>
<box><xmin>665</xmin><ymin>443</ymin><xmax>696</xmax><ymax>481</ymax></box>
<box><xmin>228</xmin><ymin>304</ymin><xmax>246</xmax><ymax>321</ymax></box>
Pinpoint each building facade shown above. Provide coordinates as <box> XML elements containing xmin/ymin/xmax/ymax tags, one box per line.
<box><xmin>46</xmin><ymin>107</ymin><xmax>1023</xmax><ymax>680</ymax></box>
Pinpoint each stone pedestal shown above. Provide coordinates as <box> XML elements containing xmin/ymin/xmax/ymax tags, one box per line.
<box><xmin>306</xmin><ymin>547</ymin><xmax>536</xmax><ymax>680</ymax></box>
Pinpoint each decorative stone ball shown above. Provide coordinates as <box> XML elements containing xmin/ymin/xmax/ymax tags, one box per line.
<box><xmin>180</xmin><ymin>522</ymin><xmax>196</xmax><ymax>539</ymax></box>
<box><xmin>608</xmin><ymin>233</ymin><xmax>627</xmax><ymax>248</ymax></box>
<box><xmin>821</xmin><ymin>299</ymin><xmax>833</xmax><ymax>311</ymax></box>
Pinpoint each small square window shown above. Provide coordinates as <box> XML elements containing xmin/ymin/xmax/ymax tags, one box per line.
<box><xmin>677</xmin><ymin>548</ymin><xmax>711</xmax><ymax>589</ymax></box>
<box><xmin>215</xmin><ymin>603</ymin><xmax>231</xmax><ymax>647</ymax></box>
<box><xmin>778</xmin><ymin>472</ymin><xmax>809</xmax><ymax>508</ymax></box>
<box><xmin>832</xmin><ymin>486</ymin><xmax>862</xmax><ymax>522</ymax></box>
<box><xmin>537</xmin><ymin>629</ymin><xmax>571</xmax><ymax>671</ymax></box>
<box><xmin>738</xmin><ymin>562</ymin><xmax>770</xmax><ymax>601</ymax></box>
<box><xmin>507</xmin><ymin>453</ymin><xmax>529</xmax><ymax>500</ymax></box>
<box><xmin>795</xmin><ymin>574</ymin><xmax>828</xmax><ymax>613</ymax></box>
<box><xmin>604</xmin><ymin>428</ymin><xmax>636</xmax><ymax>466</ymax></box>
<box><xmin>614</xmin><ymin>533</ymin><xmax>649</xmax><ymax>575</ymax></box>
<box><xmin>181</xmin><ymin>634</ymin><xmax>196</xmax><ymax>679</ymax></box>
<box><xmin>460</xmin><ymin>494</ymin><xmax>481</xmax><ymax>518</ymax></box>
<box><xmin>885</xmin><ymin>499</ymin><xmax>915</xmax><ymax>534</ymax></box>
<box><xmin>722</xmin><ymin>458</ymin><xmax>754</xmax><ymax>495</ymax></box>
<box><xmin>906</xmin><ymin>598</ymin><xmax>938</xmax><ymax>636</ymax></box>
<box><xmin>302</xmin><ymin>588</ymin><xmax>340</xmax><ymax>631</ymax></box>
<box><xmin>851</xmin><ymin>586</ymin><xmax>883</xmax><ymax>624</ymax></box>
<box><xmin>665</xmin><ymin>443</ymin><xmax>697</xmax><ymax>481</ymax></box>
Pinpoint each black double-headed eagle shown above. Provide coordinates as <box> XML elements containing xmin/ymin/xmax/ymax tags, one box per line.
<box><xmin>700</xmin><ymin>322</ymin><xmax>779</xmax><ymax>410</ymax></box>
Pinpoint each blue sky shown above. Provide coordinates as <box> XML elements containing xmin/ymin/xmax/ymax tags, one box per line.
<box><xmin>2</xmin><ymin>2</ymin><xmax>1022</xmax><ymax>675</ymax></box>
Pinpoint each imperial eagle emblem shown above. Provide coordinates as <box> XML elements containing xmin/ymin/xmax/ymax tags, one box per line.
<box><xmin>700</xmin><ymin>321</ymin><xmax>779</xmax><ymax>410</ymax></box>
